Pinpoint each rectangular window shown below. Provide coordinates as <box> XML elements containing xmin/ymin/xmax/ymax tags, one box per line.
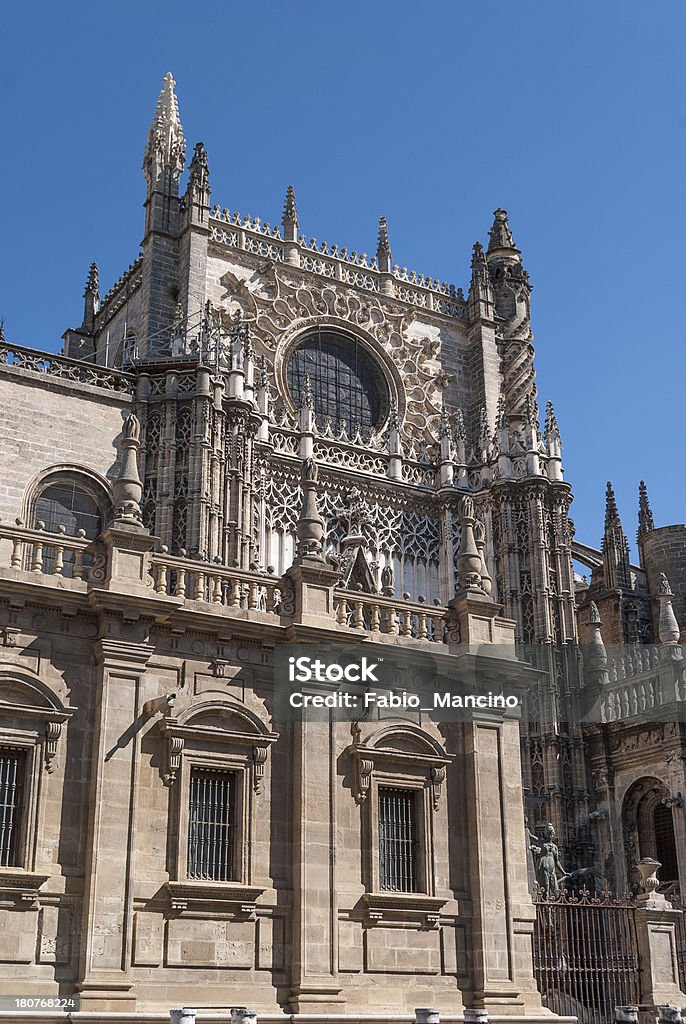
<box><xmin>0</xmin><ymin>749</ymin><xmax>25</xmax><ymax>867</ymax></box>
<box><xmin>378</xmin><ymin>787</ymin><xmax>417</xmax><ymax>892</ymax></box>
<box><xmin>187</xmin><ymin>768</ymin><xmax>235</xmax><ymax>881</ymax></box>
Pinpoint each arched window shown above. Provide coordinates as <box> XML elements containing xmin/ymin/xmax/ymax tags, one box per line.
<box><xmin>31</xmin><ymin>473</ymin><xmax>109</xmax><ymax>576</ymax></box>
<box><xmin>654</xmin><ymin>803</ymin><xmax>679</xmax><ymax>883</ymax></box>
<box><xmin>286</xmin><ymin>328</ymin><xmax>388</xmax><ymax>436</ymax></box>
<box><xmin>35</xmin><ymin>481</ymin><xmax>103</xmax><ymax>540</ymax></box>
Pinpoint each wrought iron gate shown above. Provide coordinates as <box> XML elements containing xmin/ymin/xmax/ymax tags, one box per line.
<box><xmin>533</xmin><ymin>890</ymin><xmax>640</xmax><ymax>1024</ymax></box>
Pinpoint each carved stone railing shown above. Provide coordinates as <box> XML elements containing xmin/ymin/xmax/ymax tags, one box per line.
<box><xmin>150</xmin><ymin>551</ymin><xmax>283</xmax><ymax>615</ymax></box>
<box><xmin>0</xmin><ymin>341</ymin><xmax>134</xmax><ymax>394</ymax></box>
<box><xmin>0</xmin><ymin>520</ymin><xmax>99</xmax><ymax>583</ymax></box>
<box><xmin>600</xmin><ymin>646</ymin><xmax>686</xmax><ymax>723</ymax></box>
<box><xmin>334</xmin><ymin>590</ymin><xmax>447</xmax><ymax>643</ymax></box>
<box><xmin>208</xmin><ymin>207</ymin><xmax>469</xmax><ymax>321</ymax></box>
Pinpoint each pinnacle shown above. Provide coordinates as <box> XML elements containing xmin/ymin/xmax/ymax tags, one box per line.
<box><xmin>588</xmin><ymin>600</ymin><xmax>602</xmax><ymax>625</ymax></box>
<box><xmin>638</xmin><ymin>479</ymin><xmax>655</xmax><ymax>537</ymax></box>
<box><xmin>84</xmin><ymin>261</ymin><xmax>99</xmax><ymax>298</ymax></box>
<box><xmin>144</xmin><ymin>71</ymin><xmax>185</xmax><ymax>179</ymax></box>
<box><xmin>604</xmin><ymin>481</ymin><xmax>619</xmax><ymax>528</ymax></box>
<box><xmin>282</xmin><ymin>184</ymin><xmax>298</xmax><ymax>226</ymax></box>
<box><xmin>487</xmin><ymin>208</ymin><xmax>517</xmax><ymax>253</ymax></box>
<box><xmin>471</xmin><ymin>240</ymin><xmax>486</xmax><ymax>267</ymax></box>
<box><xmin>377</xmin><ymin>215</ymin><xmax>391</xmax><ymax>255</ymax></box>
<box><xmin>545</xmin><ymin>399</ymin><xmax>559</xmax><ymax>437</ymax></box>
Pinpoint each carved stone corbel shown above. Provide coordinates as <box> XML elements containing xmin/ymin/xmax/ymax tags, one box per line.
<box><xmin>164</xmin><ymin>735</ymin><xmax>184</xmax><ymax>786</ymax></box>
<box><xmin>356</xmin><ymin>757</ymin><xmax>374</xmax><ymax>804</ymax></box>
<box><xmin>430</xmin><ymin>765</ymin><xmax>446</xmax><ymax>809</ymax></box>
<box><xmin>252</xmin><ymin>745</ymin><xmax>268</xmax><ymax>793</ymax></box>
<box><xmin>44</xmin><ymin>721</ymin><xmax>62</xmax><ymax>773</ymax></box>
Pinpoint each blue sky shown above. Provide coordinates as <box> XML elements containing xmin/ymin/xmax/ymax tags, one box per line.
<box><xmin>1</xmin><ymin>0</ymin><xmax>684</xmax><ymax>553</ymax></box>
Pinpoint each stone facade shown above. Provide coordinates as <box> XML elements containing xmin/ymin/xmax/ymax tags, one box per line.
<box><xmin>0</xmin><ymin>73</ymin><xmax>685</xmax><ymax>1022</ymax></box>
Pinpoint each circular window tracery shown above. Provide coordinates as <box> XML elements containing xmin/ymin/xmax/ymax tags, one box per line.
<box><xmin>286</xmin><ymin>328</ymin><xmax>389</xmax><ymax>436</ymax></box>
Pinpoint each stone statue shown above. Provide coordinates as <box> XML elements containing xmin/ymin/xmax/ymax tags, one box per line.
<box><xmin>529</xmin><ymin>823</ymin><xmax>568</xmax><ymax>898</ymax></box>
<box><xmin>381</xmin><ymin>564</ymin><xmax>394</xmax><ymax>595</ymax></box>
<box><xmin>302</xmin><ymin>457</ymin><xmax>318</xmax><ymax>484</ymax></box>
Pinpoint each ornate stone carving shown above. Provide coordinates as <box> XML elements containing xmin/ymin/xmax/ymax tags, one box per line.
<box><xmin>218</xmin><ymin>264</ymin><xmax>447</xmax><ymax>441</ymax></box>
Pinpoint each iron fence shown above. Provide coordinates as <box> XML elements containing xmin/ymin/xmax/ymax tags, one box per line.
<box><xmin>533</xmin><ymin>889</ymin><xmax>640</xmax><ymax>1024</ymax></box>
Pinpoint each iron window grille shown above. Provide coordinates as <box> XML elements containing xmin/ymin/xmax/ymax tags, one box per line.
<box><xmin>187</xmin><ymin>767</ymin><xmax>236</xmax><ymax>881</ymax></box>
<box><xmin>286</xmin><ymin>328</ymin><xmax>388</xmax><ymax>437</ymax></box>
<box><xmin>378</xmin><ymin>787</ymin><xmax>418</xmax><ymax>893</ymax></box>
<box><xmin>0</xmin><ymin>749</ymin><xmax>25</xmax><ymax>868</ymax></box>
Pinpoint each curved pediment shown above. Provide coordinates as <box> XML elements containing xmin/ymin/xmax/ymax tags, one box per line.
<box><xmin>177</xmin><ymin>700</ymin><xmax>273</xmax><ymax>738</ymax></box>
<box><xmin>368</xmin><ymin>724</ymin><xmax>448</xmax><ymax>760</ymax></box>
<box><xmin>0</xmin><ymin>669</ymin><xmax>70</xmax><ymax>716</ymax></box>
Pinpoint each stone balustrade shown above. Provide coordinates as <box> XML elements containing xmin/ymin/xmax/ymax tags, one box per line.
<box><xmin>334</xmin><ymin>589</ymin><xmax>447</xmax><ymax>643</ymax></box>
<box><xmin>150</xmin><ymin>551</ymin><xmax>283</xmax><ymax>614</ymax></box>
<box><xmin>0</xmin><ymin>519</ymin><xmax>97</xmax><ymax>582</ymax></box>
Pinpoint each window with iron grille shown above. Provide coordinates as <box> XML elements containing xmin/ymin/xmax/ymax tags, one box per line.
<box><xmin>378</xmin><ymin>787</ymin><xmax>418</xmax><ymax>892</ymax></box>
<box><xmin>187</xmin><ymin>768</ymin><xmax>236</xmax><ymax>881</ymax></box>
<box><xmin>0</xmin><ymin>749</ymin><xmax>25</xmax><ymax>868</ymax></box>
<box><xmin>286</xmin><ymin>328</ymin><xmax>388</xmax><ymax>437</ymax></box>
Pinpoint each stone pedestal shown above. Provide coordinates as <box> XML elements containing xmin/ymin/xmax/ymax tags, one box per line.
<box><xmin>281</xmin><ymin>558</ymin><xmax>341</xmax><ymax>630</ymax></box>
<box><xmin>634</xmin><ymin>891</ymin><xmax>686</xmax><ymax>1007</ymax></box>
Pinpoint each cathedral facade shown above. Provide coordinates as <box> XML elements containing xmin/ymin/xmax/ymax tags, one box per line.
<box><xmin>0</xmin><ymin>73</ymin><xmax>685</xmax><ymax>1021</ymax></box>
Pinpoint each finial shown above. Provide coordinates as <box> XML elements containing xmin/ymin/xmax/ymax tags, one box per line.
<box><xmin>585</xmin><ymin>600</ymin><xmax>608</xmax><ymax>681</ymax></box>
<box><xmin>112</xmin><ymin>413</ymin><xmax>144</xmax><ymax>526</ymax></box>
<box><xmin>439</xmin><ymin>406</ymin><xmax>451</xmax><ymax>439</ymax></box>
<box><xmin>495</xmin><ymin>396</ymin><xmax>507</xmax><ymax>430</ymax></box>
<box><xmin>388</xmin><ymin>399</ymin><xmax>400</xmax><ymax>432</ymax></box>
<box><xmin>487</xmin><ymin>208</ymin><xmax>517</xmax><ymax>252</ymax></box>
<box><xmin>589</xmin><ymin>601</ymin><xmax>602</xmax><ymax>624</ymax></box>
<box><xmin>638</xmin><ymin>480</ymin><xmax>655</xmax><ymax>537</ymax></box>
<box><xmin>455</xmin><ymin>496</ymin><xmax>485</xmax><ymax>592</ymax></box>
<box><xmin>376</xmin><ymin>215</ymin><xmax>392</xmax><ymax>272</ymax></box>
<box><xmin>657</xmin><ymin>573</ymin><xmax>680</xmax><ymax>643</ymax></box>
<box><xmin>294</xmin><ymin>458</ymin><xmax>325</xmax><ymax>564</ymax></box>
<box><xmin>143</xmin><ymin>71</ymin><xmax>185</xmax><ymax>184</ymax></box>
<box><xmin>0</xmin><ymin>319</ymin><xmax>5</xmax><ymax>343</ymax></box>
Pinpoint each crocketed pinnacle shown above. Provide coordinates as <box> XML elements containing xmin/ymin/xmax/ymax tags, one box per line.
<box><xmin>188</xmin><ymin>142</ymin><xmax>209</xmax><ymax>189</ymax></box>
<box><xmin>638</xmin><ymin>480</ymin><xmax>655</xmax><ymax>536</ymax></box>
<box><xmin>376</xmin><ymin>215</ymin><xmax>392</xmax><ymax>268</ymax></box>
<box><xmin>84</xmin><ymin>261</ymin><xmax>100</xmax><ymax>300</ymax></box>
<box><xmin>143</xmin><ymin>71</ymin><xmax>185</xmax><ymax>181</ymax></box>
<box><xmin>604</xmin><ymin>481</ymin><xmax>620</xmax><ymax>532</ymax></box>
<box><xmin>545</xmin><ymin>400</ymin><xmax>560</xmax><ymax>440</ymax></box>
<box><xmin>487</xmin><ymin>208</ymin><xmax>517</xmax><ymax>253</ymax></box>
<box><xmin>282</xmin><ymin>185</ymin><xmax>298</xmax><ymax>228</ymax></box>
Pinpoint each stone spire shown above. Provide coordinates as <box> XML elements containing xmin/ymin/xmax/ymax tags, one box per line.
<box><xmin>376</xmin><ymin>216</ymin><xmax>392</xmax><ymax>273</ymax></box>
<box><xmin>487</xmin><ymin>208</ymin><xmax>518</xmax><ymax>255</ymax></box>
<box><xmin>657</xmin><ymin>573</ymin><xmax>681</xmax><ymax>644</ymax></box>
<box><xmin>82</xmin><ymin>261</ymin><xmax>100</xmax><ymax>332</ymax></box>
<box><xmin>638</xmin><ymin>480</ymin><xmax>655</xmax><ymax>537</ymax></box>
<box><xmin>143</xmin><ymin>72</ymin><xmax>186</xmax><ymax>189</ymax></box>
<box><xmin>602</xmin><ymin>481</ymin><xmax>631</xmax><ymax>590</ymax></box>
<box><xmin>282</xmin><ymin>185</ymin><xmax>299</xmax><ymax>242</ymax></box>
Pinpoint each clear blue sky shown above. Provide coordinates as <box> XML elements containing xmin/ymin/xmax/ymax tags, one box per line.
<box><xmin>1</xmin><ymin>0</ymin><xmax>684</xmax><ymax>553</ymax></box>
